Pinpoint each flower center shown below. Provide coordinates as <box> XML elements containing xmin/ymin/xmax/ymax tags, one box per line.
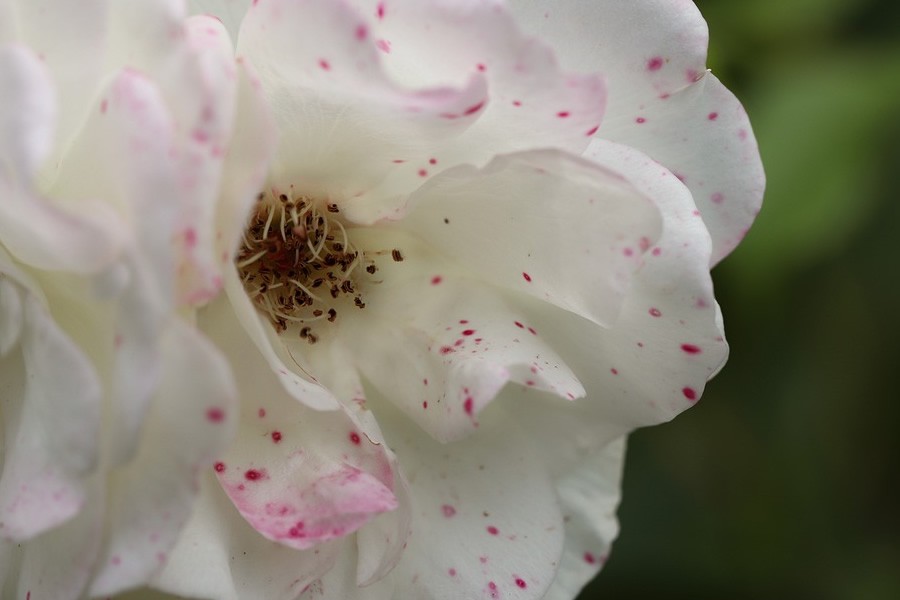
<box><xmin>236</xmin><ymin>191</ymin><xmax>375</xmax><ymax>343</ymax></box>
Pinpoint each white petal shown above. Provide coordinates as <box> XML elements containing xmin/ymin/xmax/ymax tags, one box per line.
<box><xmin>199</xmin><ymin>293</ymin><xmax>399</xmax><ymax>551</ymax></box>
<box><xmin>602</xmin><ymin>73</ymin><xmax>765</xmax><ymax>265</ymax></box>
<box><xmin>402</xmin><ymin>149</ymin><xmax>662</xmax><ymax>328</ymax></box>
<box><xmin>0</xmin><ymin>281</ymin><xmax>101</xmax><ymax>541</ymax></box>
<box><xmin>224</xmin><ymin>266</ymin><xmax>339</xmax><ymax>411</ymax></box>
<box><xmin>510</xmin><ymin>0</ymin><xmax>764</xmax><ymax>263</ymax></box>
<box><xmin>0</xmin><ymin>44</ymin><xmax>122</xmax><ymax>273</ymax></box>
<box><xmin>541</xmin><ymin>437</ymin><xmax>625</xmax><ymax>600</ymax></box>
<box><xmin>364</xmin><ymin>394</ymin><xmax>566</xmax><ymax>600</ymax></box>
<box><xmin>236</xmin><ymin>0</ymin><xmax>488</xmax><ymax>213</ymax></box>
<box><xmin>335</xmin><ymin>227</ymin><xmax>584</xmax><ymax>443</ymax></box>
<box><xmin>89</xmin><ymin>320</ymin><xmax>239</xmax><ymax>597</ymax></box>
<box><xmin>507</xmin><ymin>140</ymin><xmax>725</xmax><ymax>472</ymax></box>
<box><xmin>188</xmin><ymin>0</ymin><xmax>251</xmax><ymax>40</ymax></box>
<box><xmin>154</xmin><ymin>472</ymin><xmax>341</xmax><ymax>600</ymax></box>
<box><xmin>7</xmin><ymin>0</ymin><xmax>108</xmax><ymax>157</ymax></box>
<box><xmin>14</xmin><ymin>486</ymin><xmax>105</xmax><ymax>600</ymax></box>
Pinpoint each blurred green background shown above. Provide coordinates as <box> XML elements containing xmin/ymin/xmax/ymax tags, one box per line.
<box><xmin>581</xmin><ymin>0</ymin><xmax>900</xmax><ymax>598</ymax></box>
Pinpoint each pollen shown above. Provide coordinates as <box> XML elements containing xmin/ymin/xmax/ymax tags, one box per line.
<box><xmin>236</xmin><ymin>191</ymin><xmax>375</xmax><ymax>341</ymax></box>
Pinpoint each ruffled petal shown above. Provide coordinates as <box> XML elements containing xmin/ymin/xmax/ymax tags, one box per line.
<box><xmin>7</xmin><ymin>0</ymin><xmax>109</xmax><ymax>155</ymax></box>
<box><xmin>89</xmin><ymin>320</ymin><xmax>238</xmax><ymax>597</ymax></box>
<box><xmin>348</xmin><ymin>394</ymin><xmax>566</xmax><ymax>600</ymax></box>
<box><xmin>402</xmin><ymin>149</ymin><xmax>662</xmax><ymax>328</ymax></box>
<box><xmin>0</xmin><ymin>44</ymin><xmax>122</xmax><ymax>273</ymax></box>
<box><xmin>12</xmin><ymin>486</ymin><xmax>105</xmax><ymax>600</ymax></box>
<box><xmin>236</xmin><ymin>0</ymin><xmax>487</xmax><ymax>210</ymax></box>
<box><xmin>199</xmin><ymin>293</ymin><xmax>399</xmax><ymax>551</ymax></box>
<box><xmin>331</xmin><ymin>227</ymin><xmax>584</xmax><ymax>443</ymax></box>
<box><xmin>507</xmin><ymin>139</ymin><xmax>725</xmax><ymax>470</ymax></box>
<box><xmin>510</xmin><ymin>0</ymin><xmax>764</xmax><ymax>263</ymax></box>
<box><xmin>540</xmin><ymin>437</ymin><xmax>625</xmax><ymax>600</ymax></box>
<box><xmin>0</xmin><ymin>255</ymin><xmax>102</xmax><ymax>541</ymax></box>
<box><xmin>601</xmin><ymin>73</ymin><xmax>765</xmax><ymax>264</ymax></box>
<box><xmin>153</xmin><ymin>472</ymin><xmax>341</xmax><ymax>600</ymax></box>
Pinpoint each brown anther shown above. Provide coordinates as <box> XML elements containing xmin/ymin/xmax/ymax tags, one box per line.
<box><xmin>391</xmin><ymin>249</ymin><xmax>404</xmax><ymax>262</ymax></box>
<box><xmin>327</xmin><ymin>308</ymin><xmax>337</xmax><ymax>322</ymax></box>
<box><xmin>366</xmin><ymin>265</ymin><xmax>377</xmax><ymax>274</ymax></box>
<box><xmin>327</xmin><ymin>203</ymin><xmax>339</xmax><ymax>213</ymax></box>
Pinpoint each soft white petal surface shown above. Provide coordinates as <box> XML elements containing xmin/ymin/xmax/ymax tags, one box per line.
<box><xmin>199</xmin><ymin>293</ymin><xmax>399</xmax><ymax>551</ymax></box>
<box><xmin>0</xmin><ymin>255</ymin><xmax>102</xmax><ymax>541</ymax></box>
<box><xmin>89</xmin><ymin>321</ymin><xmax>239</xmax><ymax>597</ymax></box>
<box><xmin>510</xmin><ymin>0</ymin><xmax>764</xmax><ymax>263</ymax></box>
<box><xmin>0</xmin><ymin>44</ymin><xmax>122</xmax><ymax>273</ymax></box>
<box><xmin>403</xmin><ymin>149</ymin><xmax>661</xmax><ymax>328</ymax></box>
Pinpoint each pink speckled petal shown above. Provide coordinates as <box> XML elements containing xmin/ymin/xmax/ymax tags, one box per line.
<box><xmin>509</xmin><ymin>139</ymin><xmax>725</xmax><ymax>466</ymax></box>
<box><xmin>103</xmin><ymin>2</ymin><xmax>240</xmax><ymax>306</ymax></box>
<box><xmin>335</xmin><ymin>227</ymin><xmax>585</xmax><ymax>443</ymax></box>
<box><xmin>402</xmin><ymin>149</ymin><xmax>662</xmax><ymax>329</ymax></box>
<box><xmin>236</xmin><ymin>0</ymin><xmax>487</xmax><ymax>218</ymax></box>
<box><xmin>0</xmin><ymin>44</ymin><xmax>123</xmax><ymax>274</ymax></box>
<box><xmin>153</xmin><ymin>472</ymin><xmax>342</xmax><ymax>600</ymax></box>
<box><xmin>601</xmin><ymin>73</ymin><xmax>765</xmax><ymax>265</ymax></box>
<box><xmin>0</xmin><ymin>259</ymin><xmax>101</xmax><ymax>542</ymax></box>
<box><xmin>89</xmin><ymin>320</ymin><xmax>238</xmax><ymax>597</ymax></box>
<box><xmin>351</xmin><ymin>394</ymin><xmax>565</xmax><ymax>600</ymax></box>
<box><xmin>510</xmin><ymin>0</ymin><xmax>764</xmax><ymax>264</ymax></box>
<box><xmin>200</xmin><ymin>293</ymin><xmax>399</xmax><ymax>551</ymax></box>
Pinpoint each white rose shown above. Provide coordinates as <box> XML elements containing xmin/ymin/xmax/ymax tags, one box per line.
<box><xmin>0</xmin><ymin>1</ymin><xmax>763</xmax><ymax>599</ymax></box>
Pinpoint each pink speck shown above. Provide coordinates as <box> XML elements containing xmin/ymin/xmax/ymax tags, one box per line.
<box><xmin>522</xmin><ymin>272</ymin><xmax>532</xmax><ymax>282</ymax></box>
<box><xmin>711</xmin><ymin>192</ymin><xmax>724</xmax><ymax>204</ymax></box>
<box><xmin>462</xmin><ymin>329</ymin><xmax>475</xmax><ymax>336</ymax></box>
<box><xmin>463</xmin><ymin>101</ymin><xmax>485</xmax><ymax>116</ymax></box>
<box><xmin>441</xmin><ymin>504</ymin><xmax>457</xmax><ymax>517</ymax></box>
<box><xmin>512</xmin><ymin>100</ymin><xmax>522</xmax><ymax>107</ymax></box>
<box><xmin>258</xmin><ymin>408</ymin><xmax>266</xmax><ymax>418</ymax></box>
<box><xmin>585</xmin><ymin>124</ymin><xmax>599</xmax><ymax>136</ymax></box>
<box><xmin>376</xmin><ymin>2</ymin><xmax>385</xmax><ymax>19</ymax></box>
<box><xmin>431</xmin><ymin>275</ymin><xmax>443</xmax><ymax>285</ymax></box>
<box><xmin>476</xmin><ymin>63</ymin><xmax>486</xmax><ymax>72</ymax></box>
<box><xmin>418</xmin><ymin>168</ymin><xmax>428</xmax><ymax>177</ymax></box>
<box><xmin>681</xmin><ymin>344</ymin><xmax>702</xmax><ymax>354</ymax></box>
<box><xmin>463</xmin><ymin>397</ymin><xmax>474</xmax><ymax>416</ymax></box>
<box><xmin>486</xmin><ymin>525</ymin><xmax>499</xmax><ymax>535</ymax></box>
<box><xmin>557</xmin><ymin>110</ymin><xmax>571</xmax><ymax>118</ymax></box>
<box><xmin>318</xmin><ymin>59</ymin><xmax>331</xmax><ymax>71</ymax></box>
<box><xmin>652</xmin><ymin>247</ymin><xmax>662</xmax><ymax>256</ymax></box>
<box><xmin>206</xmin><ymin>407</ymin><xmax>225</xmax><ymax>423</ymax></box>
<box><xmin>376</xmin><ymin>39</ymin><xmax>391</xmax><ymax>53</ymax></box>
<box><xmin>355</xmin><ymin>25</ymin><xmax>368</xmax><ymax>41</ymax></box>
<box><xmin>584</xmin><ymin>551</ymin><xmax>597</xmax><ymax>565</ymax></box>
<box><xmin>423</xmin><ymin>400</ymin><xmax>428</xmax><ymax>409</ymax></box>
<box><xmin>636</xmin><ymin>116</ymin><xmax>646</xmax><ymax>124</ymax></box>
<box><xmin>429</xmin><ymin>157</ymin><xmax>437</xmax><ymax>165</ymax></box>
<box><xmin>449</xmin><ymin>568</ymin><xmax>457</xmax><ymax>576</ymax></box>
<box><xmin>245</xmin><ymin>469</ymin><xmax>264</xmax><ymax>481</ymax></box>
<box><xmin>271</xmin><ymin>431</ymin><xmax>282</xmax><ymax>443</ymax></box>
<box><xmin>623</xmin><ymin>247</ymin><xmax>634</xmax><ymax>257</ymax></box>
<box><xmin>439</xmin><ymin>345</ymin><xmax>454</xmax><ymax>355</ymax></box>
<box><xmin>100</xmin><ymin>99</ymin><xmax>108</xmax><ymax>114</ymax></box>
<box><xmin>649</xmin><ymin>307</ymin><xmax>662</xmax><ymax>317</ymax></box>
<box><xmin>515</xmin><ymin>578</ymin><xmax>527</xmax><ymax>589</ymax></box>
<box><xmin>682</xmin><ymin>387</ymin><xmax>697</xmax><ymax>401</ymax></box>
<box><xmin>708</xmin><ymin>111</ymin><xmax>719</xmax><ymax>121</ymax></box>
<box><xmin>611</xmin><ymin>368</ymin><xmax>619</xmax><ymax>375</ymax></box>
<box><xmin>111</xmin><ymin>555</ymin><xmax>121</xmax><ymax>566</ymax></box>
<box><xmin>349</xmin><ymin>431</ymin><xmax>361</xmax><ymax>445</ymax></box>
<box><xmin>527</xmin><ymin>326</ymin><xmax>537</xmax><ymax>335</ymax></box>
<box><xmin>647</xmin><ymin>56</ymin><xmax>664</xmax><ymax>71</ymax></box>
<box><xmin>214</xmin><ymin>462</ymin><xmax>226</xmax><ymax>473</ymax></box>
